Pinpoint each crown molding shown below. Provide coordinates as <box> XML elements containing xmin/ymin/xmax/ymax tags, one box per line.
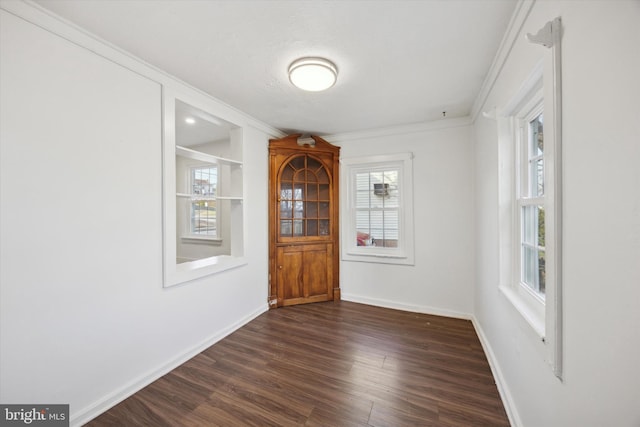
<box><xmin>323</xmin><ymin>116</ymin><xmax>472</xmax><ymax>144</ymax></box>
<box><xmin>470</xmin><ymin>0</ymin><xmax>537</xmax><ymax>123</ymax></box>
<box><xmin>1</xmin><ymin>0</ymin><xmax>283</xmax><ymax>138</ymax></box>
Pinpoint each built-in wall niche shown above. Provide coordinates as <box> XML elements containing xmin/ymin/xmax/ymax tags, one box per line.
<box><xmin>163</xmin><ymin>87</ymin><xmax>245</xmax><ymax>287</ymax></box>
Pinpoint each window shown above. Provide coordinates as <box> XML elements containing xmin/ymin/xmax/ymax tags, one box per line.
<box><xmin>341</xmin><ymin>153</ymin><xmax>414</xmax><ymax>265</ymax></box>
<box><xmin>518</xmin><ymin>107</ymin><xmax>545</xmax><ymax>298</ymax></box>
<box><xmin>498</xmin><ymin>17</ymin><xmax>563</xmax><ymax>379</ymax></box>
<box><xmin>190</xmin><ymin>165</ymin><xmax>218</xmax><ymax>237</ymax></box>
<box><xmin>500</xmin><ymin>68</ymin><xmax>548</xmax><ymax>335</ymax></box>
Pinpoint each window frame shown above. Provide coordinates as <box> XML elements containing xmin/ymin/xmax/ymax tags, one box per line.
<box><xmin>162</xmin><ymin>86</ymin><xmax>246</xmax><ymax>288</ymax></box>
<box><xmin>511</xmin><ymin>93</ymin><xmax>547</xmax><ymax>326</ymax></box>
<box><xmin>341</xmin><ymin>153</ymin><xmax>414</xmax><ymax>265</ymax></box>
<box><xmin>187</xmin><ymin>164</ymin><xmax>219</xmax><ymax>239</ymax></box>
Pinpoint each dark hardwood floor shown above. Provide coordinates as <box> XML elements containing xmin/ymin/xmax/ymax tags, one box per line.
<box><xmin>87</xmin><ymin>301</ymin><xmax>510</xmax><ymax>426</ymax></box>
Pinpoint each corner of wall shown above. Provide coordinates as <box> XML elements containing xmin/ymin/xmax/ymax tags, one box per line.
<box><xmin>470</xmin><ymin>315</ymin><xmax>523</xmax><ymax>427</ymax></box>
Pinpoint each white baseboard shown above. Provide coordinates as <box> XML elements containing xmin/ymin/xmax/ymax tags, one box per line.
<box><xmin>471</xmin><ymin>315</ymin><xmax>522</xmax><ymax>427</ymax></box>
<box><xmin>71</xmin><ymin>303</ymin><xmax>269</xmax><ymax>427</ymax></box>
<box><xmin>341</xmin><ymin>293</ymin><xmax>472</xmax><ymax>320</ymax></box>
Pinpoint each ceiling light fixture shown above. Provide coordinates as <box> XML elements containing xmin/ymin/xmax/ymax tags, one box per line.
<box><xmin>185</xmin><ymin>117</ymin><xmax>196</xmax><ymax>124</ymax></box>
<box><xmin>288</xmin><ymin>57</ymin><xmax>338</xmax><ymax>92</ymax></box>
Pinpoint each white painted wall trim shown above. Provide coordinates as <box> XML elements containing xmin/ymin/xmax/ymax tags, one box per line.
<box><xmin>471</xmin><ymin>315</ymin><xmax>523</xmax><ymax>427</ymax></box>
<box><xmin>471</xmin><ymin>0</ymin><xmax>536</xmax><ymax>122</ymax></box>
<box><xmin>71</xmin><ymin>303</ymin><xmax>269</xmax><ymax>427</ymax></box>
<box><xmin>325</xmin><ymin>116</ymin><xmax>472</xmax><ymax>144</ymax></box>
<box><xmin>342</xmin><ymin>293</ymin><xmax>472</xmax><ymax>320</ymax></box>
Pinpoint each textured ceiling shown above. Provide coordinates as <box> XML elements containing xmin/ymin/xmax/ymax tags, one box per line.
<box><xmin>34</xmin><ymin>0</ymin><xmax>517</xmax><ymax>136</ymax></box>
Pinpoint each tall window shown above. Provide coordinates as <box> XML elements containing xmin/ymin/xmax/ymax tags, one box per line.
<box><xmin>498</xmin><ymin>17</ymin><xmax>563</xmax><ymax>379</ymax></box>
<box><xmin>342</xmin><ymin>153</ymin><xmax>414</xmax><ymax>265</ymax></box>
<box><xmin>518</xmin><ymin>108</ymin><xmax>545</xmax><ymax>298</ymax></box>
<box><xmin>190</xmin><ymin>165</ymin><xmax>217</xmax><ymax>237</ymax></box>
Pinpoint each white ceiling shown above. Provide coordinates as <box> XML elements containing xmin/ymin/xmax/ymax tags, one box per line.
<box><xmin>33</xmin><ymin>0</ymin><xmax>517</xmax><ymax>136</ymax></box>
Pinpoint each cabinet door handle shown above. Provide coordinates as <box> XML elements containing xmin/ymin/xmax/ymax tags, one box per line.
<box><xmin>278</xmin><ymin>265</ymin><xmax>283</xmax><ymax>270</ymax></box>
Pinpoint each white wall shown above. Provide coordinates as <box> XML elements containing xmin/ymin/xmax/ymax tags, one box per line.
<box><xmin>330</xmin><ymin>120</ymin><xmax>475</xmax><ymax>318</ymax></box>
<box><xmin>0</xmin><ymin>6</ymin><xmax>277</xmax><ymax>425</ymax></box>
<box><xmin>473</xmin><ymin>1</ymin><xmax>640</xmax><ymax>425</ymax></box>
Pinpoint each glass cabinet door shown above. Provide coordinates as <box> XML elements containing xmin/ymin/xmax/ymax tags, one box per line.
<box><xmin>279</xmin><ymin>155</ymin><xmax>331</xmax><ymax>239</ymax></box>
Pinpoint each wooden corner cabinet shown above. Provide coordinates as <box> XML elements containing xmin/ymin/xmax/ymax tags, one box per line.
<box><xmin>268</xmin><ymin>134</ymin><xmax>340</xmax><ymax>308</ymax></box>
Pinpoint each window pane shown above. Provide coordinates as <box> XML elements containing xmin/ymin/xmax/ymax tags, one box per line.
<box><xmin>522</xmin><ymin>205</ymin><xmax>536</xmax><ymax>245</ymax></box>
<box><xmin>319</xmin><ymin>220</ymin><xmax>329</xmax><ymax>236</ymax></box>
<box><xmin>530</xmin><ymin>158</ymin><xmax>544</xmax><ymax>197</ymax></box>
<box><xmin>289</xmin><ymin>156</ymin><xmax>304</xmax><ymax>170</ymax></box>
<box><xmin>307</xmin><ymin>157</ymin><xmax>322</xmax><ymax>171</ymax></box>
<box><xmin>281</xmin><ymin>164</ymin><xmax>294</xmax><ymax>181</ymax></box>
<box><xmin>522</xmin><ymin>205</ymin><xmax>545</xmax><ymax>247</ymax></box>
<box><xmin>192</xmin><ymin>166</ymin><xmax>216</xmax><ymax>196</ymax></box>
<box><xmin>538</xmin><ymin>206</ymin><xmax>545</xmax><ymax>247</ymax></box>
<box><xmin>384</xmin><ymin>191</ymin><xmax>399</xmax><ymax>208</ymax></box>
<box><xmin>356</xmin><ymin>190</ymin><xmax>370</xmax><ymax>209</ymax></box>
<box><xmin>191</xmin><ymin>200</ymin><xmax>216</xmax><ymax>235</ymax></box>
<box><xmin>317</xmin><ymin>167</ymin><xmax>329</xmax><ymax>184</ymax></box>
<box><xmin>530</xmin><ymin>113</ymin><xmax>544</xmax><ymax>156</ymax></box>
<box><xmin>319</xmin><ymin>202</ymin><xmax>329</xmax><ymax>218</ymax></box>
<box><xmin>306</xmin><ymin>183</ymin><xmax>318</xmax><ymax>200</ymax></box>
<box><xmin>191</xmin><ymin>166</ymin><xmax>217</xmax><ymax>236</ymax></box>
<box><xmin>306</xmin><ymin>219</ymin><xmax>318</xmax><ymax>236</ymax></box>
<box><xmin>522</xmin><ymin>245</ymin><xmax>537</xmax><ymax>289</ymax></box>
<box><xmin>369</xmin><ymin>211</ymin><xmax>383</xmax><ymax>240</ymax></box>
<box><xmin>280</xmin><ymin>220</ymin><xmax>291</xmax><ymax>236</ymax></box>
<box><xmin>383</xmin><ymin>210</ymin><xmax>399</xmax><ymax>240</ymax></box>
<box><xmin>356</xmin><ymin>173</ymin><xmax>370</xmax><ymax>191</ymax></box>
<box><xmin>370</xmin><ymin>171</ymin><xmax>383</xmax><ymax>185</ymax></box>
<box><xmin>318</xmin><ymin>184</ymin><xmax>329</xmax><ymax>200</ymax></box>
<box><xmin>538</xmin><ymin>249</ymin><xmax>546</xmax><ymax>293</ymax></box>
<box><xmin>356</xmin><ymin>231</ymin><xmax>372</xmax><ymax>246</ymax></box>
<box><xmin>356</xmin><ymin>210</ymin><xmax>370</xmax><ymax>232</ymax></box>
<box><xmin>293</xmin><ymin>201</ymin><xmax>304</xmax><ymax>218</ymax></box>
<box><xmin>280</xmin><ymin>200</ymin><xmax>292</xmax><ymax>219</ymax></box>
<box><xmin>280</xmin><ymin>182</ymin><xmax>292</xmax><ymax>200</ymax></box>
<box><xmin>306</xmin><ymin>202</ymin><xmax>318</xmax><ymax>218</ymax></box>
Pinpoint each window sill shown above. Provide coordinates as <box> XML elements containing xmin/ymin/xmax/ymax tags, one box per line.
<box><xmin>180</xmin><ymin>235</ymin><xmax>222</xmax><ymax>245</ymax></box>
<box><xmin>343</xmin><ymin>249</ymin><xmax>414</xmax><ymax>265</ymax></box>
<box><xmin>499</xmin><ymin>285</ymin><xmax>545</xmax><ymax>339</ymax></box>
<box><xmin>166</xmin><ymin>255</ymin><xmax>247</xmax><ymax>287</ymax></box>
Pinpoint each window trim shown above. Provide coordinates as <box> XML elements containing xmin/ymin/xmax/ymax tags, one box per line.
<box><xmin>515</xmin><ymin>98</ymin><xmax>546</xmax><ymax>304</ymax></box>
<box><xmin>341</xmin><ymin>153</ymin><xmax>414</xmax><ymax>265</ymax></box>
<box><xmin>162</xmin><ymin>86</ymin><xmax>246</xmax><ymax>287</ymax></box>
<box><xmin>498</xmin><ymin>17</ymin><xmax>563</xmax><ymax>380</ymax></box>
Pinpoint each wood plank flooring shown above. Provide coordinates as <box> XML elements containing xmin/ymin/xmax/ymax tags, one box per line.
<box><xmin>87</xmin><ymin>301</ymin><xmax>509</xmax><ymax>426</ymax></box>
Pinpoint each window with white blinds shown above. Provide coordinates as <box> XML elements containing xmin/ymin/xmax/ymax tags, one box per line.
<box><xmin>341</xmin><ymin>153</ymin><xmax>414</xmax><ymax>265</ymax></box>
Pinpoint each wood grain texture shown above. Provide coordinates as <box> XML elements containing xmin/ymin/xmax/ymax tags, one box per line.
<box><xmin>268</xmin><ymin>134</ymin><xmax>340</xmax><ymax>308</ymax></box>
<box><xmin>87</xmin><ymin>301</ymin><xmax>509</xmax><ymax>426</ymax></box>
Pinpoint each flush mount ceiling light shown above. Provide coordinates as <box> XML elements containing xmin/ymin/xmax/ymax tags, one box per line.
<box><xmin>288</xmin><ymin>57</ymin><xmax>338</xmax><ymax>92</ymax></box>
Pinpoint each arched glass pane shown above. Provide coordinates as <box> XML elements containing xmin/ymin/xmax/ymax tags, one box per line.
<box><xmin>279</xmin><ymin>154</ymin><xmax>331</xmax><ymax>238</ymax></box>
<box><xmin>281</xmin><ymin>164</ymin><xmax>295</xmax><ymax>181</ymax></box>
